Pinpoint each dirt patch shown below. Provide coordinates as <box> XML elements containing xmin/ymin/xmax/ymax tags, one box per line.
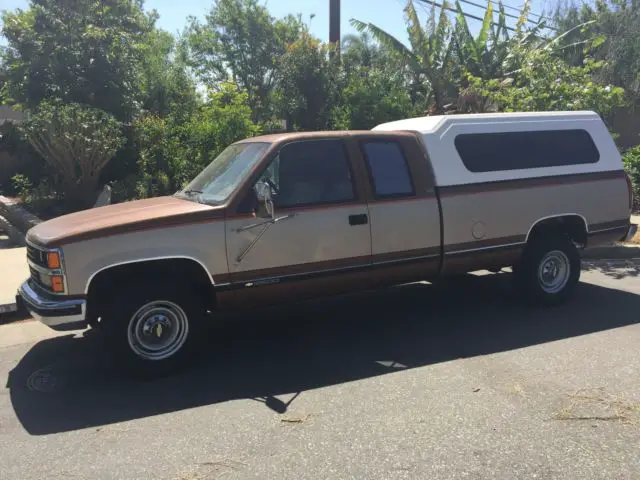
<box><xmin>552</xmin><ymin>387</ymin><xmax>640</xmax><ymax>424</ymax></box>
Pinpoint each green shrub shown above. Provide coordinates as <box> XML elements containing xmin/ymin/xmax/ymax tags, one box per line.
<box><xmin>19</xmin><ymin>100</ymin><xmax>126</xmax><ymax>211</ymax></box>
<box><xmin>623</xmin><ymin>144</ymin><xmax>640</xmax><ymax>210</ymax></box>
<box><xmin>133</xmin><ymin>82</ymin><xmax>261</xmax><ymax>200</ymax></box>
<box><xmin>11</xmin><ymin>174</ymin><xmax>59</xmax><ymax>218</ymax></box>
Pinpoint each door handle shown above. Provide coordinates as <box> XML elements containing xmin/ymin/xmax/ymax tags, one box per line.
<box><xmin>348</xmin><ymin>213</ymin><xmax>368</xmax><ymax>226</ymax></box>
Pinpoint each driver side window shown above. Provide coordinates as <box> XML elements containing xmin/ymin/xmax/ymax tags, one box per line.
<box><xmin>255</xmin><ymin>139</ymin><xmax>355</xmax><ymax>209</ymax></box>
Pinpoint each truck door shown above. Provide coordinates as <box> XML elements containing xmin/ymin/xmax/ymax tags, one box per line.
<box><xmin>357</xmin><ymin>135</ymin><xmax>442</xmax><ymax>285</ymax></box>
<box><xmin>225</xmin><ymin>138</ymin><xmax>373</xmax><ymax>307</ymax></box>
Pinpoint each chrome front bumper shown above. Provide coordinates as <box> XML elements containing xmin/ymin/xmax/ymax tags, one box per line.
<box><xmin>17</xmin><ymin>280</ymin><xmax>87</xmax><ymax>331</ymax></box>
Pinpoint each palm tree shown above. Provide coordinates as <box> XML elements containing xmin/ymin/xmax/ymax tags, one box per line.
<box><xmin>350</xmin><ymin>0</ymin><xmax>456</xmax><ymax>113</ymax></box>
<box><xmin>341</xmin><ymin>32</ymin><xmax>382</xmax><ymax>68</ymax></box>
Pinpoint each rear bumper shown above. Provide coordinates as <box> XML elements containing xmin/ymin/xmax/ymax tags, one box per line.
<box><xmin>17</xmin><ymin>280</ymin><xmax>88</xmax><ymax>331</ymax></box>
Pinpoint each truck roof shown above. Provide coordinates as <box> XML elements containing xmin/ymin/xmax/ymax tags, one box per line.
<box><xmin>239</xmin><ymin>130</ymin><xmax>418</xmax><ymax>144</ymax></box>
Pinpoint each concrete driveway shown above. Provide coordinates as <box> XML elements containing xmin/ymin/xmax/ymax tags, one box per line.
<box><xmin>0</xmin><ymin>233</ymin><xmax>27</xmax><ymax>314</ymax></box>
<box><xmin>0</xmin><ymin>263</ymin><xmax>639</xmax><ymax>479</ymax></box>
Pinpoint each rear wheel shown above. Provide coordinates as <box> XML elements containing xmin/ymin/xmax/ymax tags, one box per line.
<box><xmin>101</xmin><ymin>280</ymin><xmax>206</xmax><ymax>377</ymax></box>
<box><xmin>514</xmin><ymin>234</ymin><xmax>581</xmax><ymax>306</ymax></box>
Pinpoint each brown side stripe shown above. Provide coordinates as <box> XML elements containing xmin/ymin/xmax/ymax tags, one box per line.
<box><xmin>221</xmin><ymin>248</ymin><xmax>442</xmax><ymax>290</ymax></box>
<box><xmin>439</xmin><ymin>170</ymin><xmax>626</xmax><ymax>197</ymax></box>
<box><xmin>371</xmin><ymin>247</ymin><xmax>440</xmax><ymax>263</ymax></box>
<box><xmin>230</xmin><ymin>254</ymin><xmax>372</xmax><ymax>284</ymax></box>
<box><xmin>58</xmin><ymin>209</ymin><xmax>227</xmax><ymax>246</ymax></box>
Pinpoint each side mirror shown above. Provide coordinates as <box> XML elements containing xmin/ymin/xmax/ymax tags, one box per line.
<box><xmin>255</xmin><ymin>181</ymin><xmax>275</xmax><ymax>218</ymax></box>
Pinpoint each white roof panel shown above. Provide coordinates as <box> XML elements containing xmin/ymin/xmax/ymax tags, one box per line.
<box><xmin>372</xmin><ymin>111</ymin><xmax>600</xmax><ymax>134</ymax></box>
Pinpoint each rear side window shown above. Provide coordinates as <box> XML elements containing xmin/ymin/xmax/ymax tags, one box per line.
<box><xmin>361</xmin><ymin>141</ymin><xmax>415</xmax><ymax>198</ymax></box>
<box><xmin>454</xmin><ymin>129</ymin><xmax>600</xmax><ymax>173</ymax></box>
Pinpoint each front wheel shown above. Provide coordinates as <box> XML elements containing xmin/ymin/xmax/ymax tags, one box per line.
<box><xmin>102</xmin><ymin>281</ymin><xmax>206</xmax><ymax>377</ymax></box>
<box><xmin>513</xmin><ymin>234</ymin><xmax>581</xmax><ymax>306</ymax></box>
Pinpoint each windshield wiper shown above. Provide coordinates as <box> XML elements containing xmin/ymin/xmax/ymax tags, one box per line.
<box><xmin>183</xmin><ymin>189</ymin><xmax>203</xmax><ymax>195</ymax></box>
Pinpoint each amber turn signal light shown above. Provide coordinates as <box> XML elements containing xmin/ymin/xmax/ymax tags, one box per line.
<box><xmin>51</xmin><ymin>275</ymin><xmax>64</xmax><ymax>293</ymax></box>
<box><xmin>47</xmin><ymin>251</ymin><xmax>61</xmax><ymax>269</ymax></box>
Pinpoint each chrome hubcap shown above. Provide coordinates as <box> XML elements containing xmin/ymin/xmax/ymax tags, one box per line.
<box><xmin>537</xmin><ymin>250</ymin><xmax>570</xmax><ymax>294</ymax></box>
<box><xmin>127</xmin><ymin>301</ymin><xmax>189</xmax><ymax>361</ymax></box>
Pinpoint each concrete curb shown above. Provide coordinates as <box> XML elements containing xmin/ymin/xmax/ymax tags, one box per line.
<box><xmin>581</xmin><ymin>244</ymin><xmax>640</xmax><ymax>260</ymax></box>
<box><xmin>0</xmin><ymin>214</ymin><xmax>26</xmax><ymax>246</ymax></box>
<box><xmin>0</xmin><ymin>195</ymin><xmax>42</xmax><ymax>240</ymax></box>
<box><xmin>0</xmin><ymin>196</ymin><xmax>39</xmax><ymax>320</ymax></box>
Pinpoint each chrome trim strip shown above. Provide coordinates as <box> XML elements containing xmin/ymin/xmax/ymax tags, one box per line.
<box><xmin>371</xmin><ymin>253</ymin><xmax>441</xmax><ymax>266</ymax></box>
<box><xmin>233</xmin><ymin>252</ymin><xmax>441</xmax><ymax>288</ymax></box>
<box><xmin>445</xmin><ymin>241</ymin><xmax>525</xmax><ymax>256</ymax></box>
<box><xmin>588</xmin><ymin>225</ymin><xmax>629</xmax><ymax>234</ymax></box>
<box><xmin>27</xmin><ymin>259</ymin><xmax>63</xmax><ymax>276</ymax></box>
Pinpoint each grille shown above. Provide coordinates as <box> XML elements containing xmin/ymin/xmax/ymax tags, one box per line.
<box><xmin>27</xmin><ymin>245</ymin><xmax>53</xmax><ymax>293</ymax></box>
<box><xmin>26</xmin><ymin>244</ymin><xmax>47</xmax><ymax>268</ymax></box>
<box><xmin>29</xmin><ymin>265</ymin><xmax>40</xmax><ymax>284</ymax></box>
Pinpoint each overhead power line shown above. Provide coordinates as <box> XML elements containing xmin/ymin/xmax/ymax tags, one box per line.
<box><xmin>493</xmin><ymin>0</ymin><xmax>545</xmax><ymax>18</ymax></box>
<box><xmin>415</xmin><ymin>0</ymin><xmax>556</xmax><ymax>33</ymax></box>
<box><xmin>457</xmin><ymin>0</ymin><xmax>550</xmax><ymax>27</ymax></box>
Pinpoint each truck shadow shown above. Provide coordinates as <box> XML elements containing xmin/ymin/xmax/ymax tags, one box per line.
<box><xmin>7</xmin><ymin>273</ymin><xmax>640</xmax><ymax>435</ymax></box>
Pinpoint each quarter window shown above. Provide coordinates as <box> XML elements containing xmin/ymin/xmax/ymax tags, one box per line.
<box><xmin>361</xmin><ymin>141</ymin><xmax>414</xmax><ymax>198</ymax></box>
<box><xmin>454</xmin><ymin>129</ymin><xmax>600</xmax><ymax>173</ymax></box>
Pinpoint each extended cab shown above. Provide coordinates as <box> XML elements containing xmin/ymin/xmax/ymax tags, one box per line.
<box><xmin>17</xmin><ymin>111</ymin><xmax>637</xmax><ymax>372</ymax></box>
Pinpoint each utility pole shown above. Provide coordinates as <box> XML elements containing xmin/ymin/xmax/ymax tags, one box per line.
<box><xmin>329</xmin><ymin>0</ymin><xmax>340</xmax><ymax>53</ymax></box>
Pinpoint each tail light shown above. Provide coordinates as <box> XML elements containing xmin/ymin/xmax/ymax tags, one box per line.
<box><xmin>625</xmin><ymin>172</ymin><xmax>633</xmax><ymax>210</ymax></box>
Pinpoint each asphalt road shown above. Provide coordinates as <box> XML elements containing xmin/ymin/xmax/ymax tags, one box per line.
<box><xmin>1</xmin><ymin>262</ymin><xmax>639</xmax><ymax>479</ymax></box>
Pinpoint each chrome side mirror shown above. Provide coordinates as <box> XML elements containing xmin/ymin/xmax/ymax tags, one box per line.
<box><xmin>255</xmin><ymin>181</ymin><xmax>275</xmax><ymax>219</ymax></box>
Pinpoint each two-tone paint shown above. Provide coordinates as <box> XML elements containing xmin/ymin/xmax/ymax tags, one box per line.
<box><xmin>20</xmin><ymin>111</ymin><xmax>634</xmax><ymax>328</ymax></box>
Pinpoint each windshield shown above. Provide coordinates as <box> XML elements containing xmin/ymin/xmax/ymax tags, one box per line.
<box><xmin>176</xmin><ymin>142</ymin><xmax>270</xmax><ymax>204</ymax></box>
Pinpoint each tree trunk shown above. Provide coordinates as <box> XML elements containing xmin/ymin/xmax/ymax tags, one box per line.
<box><xmin>62</xmin><ymin>176</ymin><xmax>100</xmax><ymax>212</ymax></box>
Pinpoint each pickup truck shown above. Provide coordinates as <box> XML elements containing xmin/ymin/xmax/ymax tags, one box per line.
<box><xmin>17</xmin><ymin>110</ymin><xmax>637</xmax><ymax>374</ymax></box>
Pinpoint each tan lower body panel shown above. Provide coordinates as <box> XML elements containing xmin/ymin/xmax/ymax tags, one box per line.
<box><xmin>216</xmin><ymin>249</ymin><xmax>441</xmax><ymax>310</ymax></box>
<box><xmin>218</xmin><ymin>172</ymin><xmax>631</xmax><ymax>308</ymax></box>
<box><xmin>442</xmin><ymin>235</ymin><xmax>526</xmax><ymax>275</ymax></box>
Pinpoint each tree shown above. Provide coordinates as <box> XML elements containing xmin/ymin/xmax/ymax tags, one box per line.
<box><xmin>134</xmin><ymin>82</ymin><xmax>261</xmax><ymax>198</ymax></box>
<box><xmin>553</xmin><ymin>0</ymin><xmax>640</xmax><ymax>106</ymax></box>
<box><xmin>0</xmin><ymin>0</ymin><xmax>155</xmax><ymax>121</ymax></box>
<box><xmin>464</xmin><ymin>46</ymin><xmax>625</xmax><ymax>117</ymax></box>
<box><xmin>341</xmin><ymin>32</ymin><xmax>385</xmax><ymax>70</ymax></box>
<box><xmin>332</xmin><ymin>66</ymin><xmax>413</xmax><ymax>130</ymax></box>
<box><xmin>275</xmin><ymin>33</ymin><xmax>341</xmax><ymax>131</ymax></box>
<box><xmin>623</xmin><ymin>144</ymin><xmax>640</xmax><ymax>209</ymax></box>
<box><xmin>335</xmin><ymin>34</ymin><xmax>413</xmax><ymax>129</ymax></box>
<box><xmin>19</xmin><ymin>100</ymin><xmax>126</xmax><ymax>210</ymax></box>
<box><xmin>139</xmin><ymin>28</ymin><xmax>200</xmax><ymax>123</ymax></box>
<box><xmin>185</xmin><ymin>0</ymin><xmax>305</xmax><ymax>122</ymax></box>
<box><xmin>351</xmin><ymin>0</ymin><xmax>455</xmax><ymax>113</ymax></box>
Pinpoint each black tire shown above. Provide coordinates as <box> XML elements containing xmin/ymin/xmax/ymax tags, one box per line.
<box><xmin>513</xmin><ymin>233</ymin><xmax>581</xmax><ymax>306</ymax></box>
<box><xmin>101</xmin><ymin>280</ymin><xmax>206</xmax><ymax>378</ymax></box>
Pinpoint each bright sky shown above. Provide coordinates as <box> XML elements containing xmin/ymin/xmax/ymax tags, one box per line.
<box><xmin>1</xmin><ymin>0</ymin><xmax>553</xmax><ymax>46</ymax></box>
